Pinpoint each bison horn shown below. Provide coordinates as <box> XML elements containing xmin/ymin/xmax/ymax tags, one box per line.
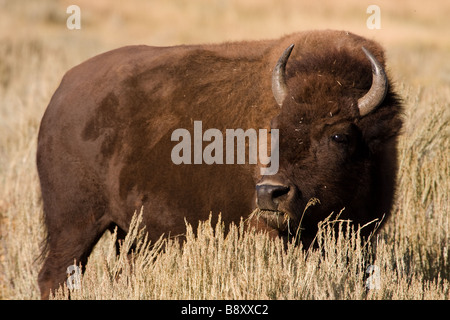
<box><xmin>272</xmin><ymin>44</ymin><xmax>295</xmax><ymax>107</ymax></box>
<box><xmin>358</xmin><ymin>47</ymin><xmax>388</xmax><ymax>117</ymax></box>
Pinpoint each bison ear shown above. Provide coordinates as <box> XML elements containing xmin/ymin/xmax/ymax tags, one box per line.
<box><xmin>357</xmin><ymin>47</ymin><xmax>388</xmax><ymax>117</ymax></box>
<box><xmin>359</xmin><ymin>95</ymin><xmax>403</xmax><ymax>154</ymax></box>
<box><xmin>272</xmin><ymin>44</ymin><xmax>295</xmax><ymax>107</ymax></box>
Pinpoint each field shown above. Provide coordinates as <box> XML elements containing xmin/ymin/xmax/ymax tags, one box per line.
<box><xmin>0</xmin><ymin>0</ymin><xmax>449</xmax><ymax>299</ymax></box>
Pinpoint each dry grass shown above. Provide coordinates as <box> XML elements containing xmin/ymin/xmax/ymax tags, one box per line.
<box><xmin>0</xmin><ymin>0</ymin><xmax>449</xmax><ymax>299</ymax></box>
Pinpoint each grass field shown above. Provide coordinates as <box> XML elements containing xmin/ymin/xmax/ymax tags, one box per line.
<box><xmin>0</xmin><ymin>0</ymin><xmax>449</xmax><ymax>299</ymax></box>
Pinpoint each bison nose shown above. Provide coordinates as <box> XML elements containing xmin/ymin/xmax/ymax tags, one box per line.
<box><xmin>256</xmin><ymin>184</ymin><xmax>290</xmax><ymax>211</ymax></box>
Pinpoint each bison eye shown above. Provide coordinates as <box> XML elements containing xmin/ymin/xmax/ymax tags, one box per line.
<box><xmin>331</xmin><ymin>133</ymin><xmax>348</xmax><ymax>144</ymax></box>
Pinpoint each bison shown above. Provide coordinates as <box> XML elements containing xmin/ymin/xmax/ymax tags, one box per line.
<box><xmin>37</xmin><ymin>30</ymin><xmax>402</xmax><ymax>299</ymax></box>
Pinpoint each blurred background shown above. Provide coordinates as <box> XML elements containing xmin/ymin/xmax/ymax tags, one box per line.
<box><xmin>1</xmin><ymin>0</ymin><xmax>449</xmax><ymax>98</ymax></box>
<box><xmin>3</xmin><ymin>0</ymin><xmax>449</xmax><ymax>46</ymax></box>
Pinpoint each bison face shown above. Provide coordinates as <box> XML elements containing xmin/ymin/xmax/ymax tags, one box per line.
<box><xmin>256</xmin><ymin>44</ymin><xmax>390</xmax><ymax>243</ymax></box>
<box><xmin>257</xmin><ymin>108</ymin><xmax>369</xmax><ymax>239</ymax></box>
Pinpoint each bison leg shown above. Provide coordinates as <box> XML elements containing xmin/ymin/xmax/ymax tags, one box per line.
<box><xmin>38</xmin><ymin>218</ymin><xmax>110</xmax><ymax>299</ymax></box>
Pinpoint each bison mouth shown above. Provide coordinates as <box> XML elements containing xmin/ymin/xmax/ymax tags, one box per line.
<box><xmin>251</xmin><ymin>208</ymin><xmax>296</xmax><ymax>234</ymax></box>
<box><xmin>252</xmin><ymin>197</ymin><xmax>321</xmax><ymax>237</ymax></box>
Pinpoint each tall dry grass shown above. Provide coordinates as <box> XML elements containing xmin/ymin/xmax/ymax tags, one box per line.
<box><xmin>0</xmin><ymin>0</ymin><xmax>449</xmax><ymax>299</ymax></box>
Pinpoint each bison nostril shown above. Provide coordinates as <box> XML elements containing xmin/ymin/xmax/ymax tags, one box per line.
<box><xmin>256</xmin><ymin>184</ymin><xmax>290</xmax><ymax>211</ymax></box>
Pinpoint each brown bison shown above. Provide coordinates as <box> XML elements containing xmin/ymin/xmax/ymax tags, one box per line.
<box><xmin>37</xmin><ymin>30</ymin><xmax>402</xmax><ymax>298</ymax></box>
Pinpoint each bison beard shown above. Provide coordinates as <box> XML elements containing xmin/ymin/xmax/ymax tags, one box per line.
<box><xmin>36</xmin><ymin>30</ymin><xmax>402</xmax><ymax>299</ymax></box>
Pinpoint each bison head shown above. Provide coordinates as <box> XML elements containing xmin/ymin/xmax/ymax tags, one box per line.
<box><xmin>256</xmin><ymin>44</ymin><xmax>401</xmax><ymax>245</ymax></box>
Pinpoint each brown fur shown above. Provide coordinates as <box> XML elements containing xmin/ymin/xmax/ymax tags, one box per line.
<box><xmin>36</xmin><ymin>30</ymin><xmax>402</xmax><ymax>298</ymax></box>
